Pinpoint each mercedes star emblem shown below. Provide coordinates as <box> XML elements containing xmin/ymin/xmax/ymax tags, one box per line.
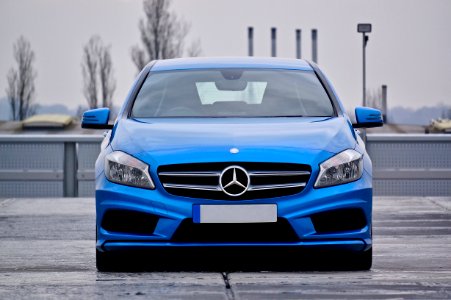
<box><xmin>230</xmin><ymin>147</ymin><xmax>239</xmax><ymax>154</ymax></box>
<box><xmin>219</xmin><ymin>166</ymin><xmax>250</xmax><ymax>197</ymax></box>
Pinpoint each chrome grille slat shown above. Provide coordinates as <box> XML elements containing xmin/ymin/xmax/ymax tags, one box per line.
<box><xmin>163</xmin><ymin>183</ymin><xmax>221</xmax><ymax>191</ymax></box>
<box><xmin>163</xmin><ymin>182</ymin><xmax>306</xmax><ymax>192</ymax></box>
<box><xmin>248</xmin><ymin>183</ymin><xmax>306</xmax><ymax>191</ymax></box>
<box><xmin>159</xmin><ymin>171</ymin><xmax>220</xmax><ymax>177</ymax></box>
<box><xmin>249</xmin><ymin>171</ymin><xmax>310</xmax><ymax>176</ymax></box>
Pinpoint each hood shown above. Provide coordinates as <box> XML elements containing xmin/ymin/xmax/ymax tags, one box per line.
<box><xmin>111</xmin><ymin>117</ymin><xmax>356</xmax><ymax>167</ymax></box>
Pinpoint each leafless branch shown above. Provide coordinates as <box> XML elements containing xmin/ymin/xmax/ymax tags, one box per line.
<box><xmin>366</xmin><ymin>88</ymin><xmax>383</xmax><ymax>109</ymax></box>
<box><xmin>131</xmin><ymin>0</ymin><xmax>200</xmax><ymax>71</ymax></box>
<box><xmin>187</xmin><ymin>39</ymin><xmax>202</xmax><ymax>57</ymax></box>
<box><xmin>98</xmin><ymin>44</ymin><xmax>116</xmax><ymax>108</ymax></box>
<box><xmin>82</xmin><ymin>36</ymin><xmax>100</xmax><ymax>109</ymax></box>
<box><xmin>81</xmin><ymin>36</ymin><xmax>115</xmax><ymax>109</ymax></box>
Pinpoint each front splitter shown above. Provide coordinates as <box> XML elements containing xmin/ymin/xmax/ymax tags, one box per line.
<box><xmin>100</xmin><ymin>239</ymin><xmax>369</xmax><ymax>252</ymax></box>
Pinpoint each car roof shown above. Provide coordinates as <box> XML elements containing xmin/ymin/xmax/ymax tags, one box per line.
<box><xmin>151</xmin><ymin>57</ymin><xmax>313</xmax><ymax>72</ymax></box>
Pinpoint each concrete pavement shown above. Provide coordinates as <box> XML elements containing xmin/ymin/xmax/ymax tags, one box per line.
<box><xmin>0</xmin><ymin>196</ymin><xmax>450</xmax><ymax>299</ymax></box>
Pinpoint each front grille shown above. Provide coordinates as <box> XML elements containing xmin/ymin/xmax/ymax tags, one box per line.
<box><xmin>172</xmin><ymin>218</ymin><xmax>299</xmax><ymax>242</ymax></box>
<box><xmin>158</xmin><ymin>162</ymin><xmax>311</xmax><ymax>200</ymax></box>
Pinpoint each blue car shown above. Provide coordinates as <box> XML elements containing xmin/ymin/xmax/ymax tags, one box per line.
<box><xmin>82</xmin><ymin>57</ymin><xmax>383</xmax><ymax>271</ymax></box>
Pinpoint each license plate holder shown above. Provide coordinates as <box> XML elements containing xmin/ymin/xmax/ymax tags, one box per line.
<box><xmin>193</xmin><ymin>204</ymin><xmax>277</xmax><ymax>223</ymax></box>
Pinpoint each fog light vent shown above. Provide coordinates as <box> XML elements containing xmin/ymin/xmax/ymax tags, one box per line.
<box><xmin>101</xmin><ymin>209</ymin><xmax>158</xmax><ymax>235</ymax></box>
<box><xmin>311</xmin><ymin>208</ymin><xmax>367</xmax><ymax>234</ymax></box>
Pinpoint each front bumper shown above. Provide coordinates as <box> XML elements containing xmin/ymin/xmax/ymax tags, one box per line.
<box><xmin>96</xmin><ymin>172</ymin><xmax>372</xmax><ymax>253</ymax></box>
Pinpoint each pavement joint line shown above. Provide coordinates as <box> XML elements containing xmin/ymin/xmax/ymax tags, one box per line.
<box><xmin>221</xmin><ymin>272</ymin><xmax>236</xmax><ymax>300</ymax></box>
<box><xmin>221</xmin><ymin>272</ymin><xmax>231</xmax><ymax>289</ymax></box>
<box><xmin>427</xmin><ymin>198</ymin><xmax>451</xmax><ymax>212</ymax></box>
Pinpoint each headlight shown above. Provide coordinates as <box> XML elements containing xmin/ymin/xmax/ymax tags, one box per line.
<box><xmin>105</xmin><ymin>151</ymin><xmax>155</xmax><ymax>189</ymax></box>
<box><xmin>314</xmin><ymin>149</ymin><xmax>363</xmax><ymax>188</ymax></box>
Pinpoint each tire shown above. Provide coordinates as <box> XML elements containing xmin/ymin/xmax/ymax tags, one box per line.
<box><xmin>96</xmin><ymin>249</ymin><xmax>115</xmax><ymax>272</ymax></box>
<box><xmin>96</xmin><ymin>226</ymin><xmax>117</xmax><ymax>272</ymax></box>
<box><xmin>349</xmin><ymin>247</ymin><xmax>372</xmax><ymax>270</ymax></box>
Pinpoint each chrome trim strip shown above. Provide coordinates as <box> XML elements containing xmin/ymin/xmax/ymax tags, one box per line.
<box><xmin>163</xmin><ymin>183</ymin><xmax>221</xmax><ymax>191</ymax></box>
<box><xmin>159</xmin><ymin>172</ymin><xmax>220</xmax><ymax>177</ymax></box>
<box><xmin>249</xmin><ymin>171</ymin><xmax>310</xmax><ymax>176</ymax></box>
<box><xmin>248</xmin><ymin>183</ymin><xmax>306</xmax><ymax>191</ymax></box>
<box><xmin>162</xmin><ymin>182</ymin><xmax>305</xmax><ymax>192</ymax></box>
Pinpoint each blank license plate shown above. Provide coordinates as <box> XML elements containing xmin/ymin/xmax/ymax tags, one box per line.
<box><xmin>193</xmin><ymin>204</ymin><xmax>277</xmax><ymax>223</ymax></box>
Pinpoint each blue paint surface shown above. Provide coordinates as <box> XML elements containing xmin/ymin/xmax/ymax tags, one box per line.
<box><xmin>93</xmin><ymin>57</ymin><xmax>375</xmax><ymax>259</ymax></box>
<box><xmin>192</xmin><ymin>205</ymin><xmax>201</xmax><ymax>224</ymax></box>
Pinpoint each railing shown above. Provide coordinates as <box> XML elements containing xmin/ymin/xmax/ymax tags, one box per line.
<box><xmin>0</xmin><ymin>135</ymin><xmax>101</xmax><ymax>197</ymax></box>
<box><xmin>366</xmin><ymin>134</ymin><xmax>451</xmax><ymax>196</ymax></box>
<box><xmin>0</xmin><ymin>134</ymin><xmax>450</xmax><ymax>197</ymax></box>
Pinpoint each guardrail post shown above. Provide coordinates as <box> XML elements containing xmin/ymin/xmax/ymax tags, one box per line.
<box><xmin>63</xmin><ymin>141</ymin><xmax>78</xmax><ymax>197</ymax></box>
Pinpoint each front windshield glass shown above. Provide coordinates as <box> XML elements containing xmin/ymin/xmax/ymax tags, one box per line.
<box><xmin>131</xmin><ymin>69</ymin><xmax>334</xmax><ymax>118</ymax></box>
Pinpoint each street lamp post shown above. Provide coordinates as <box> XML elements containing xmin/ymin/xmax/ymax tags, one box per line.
<box><xmin>357</xmin><ymin>23</ymin><xmax>372</xmax><ymax>107</ymax></box>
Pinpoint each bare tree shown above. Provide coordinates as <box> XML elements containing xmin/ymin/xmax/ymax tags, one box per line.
<box><xmin>131</xmin><ymin>0</ymin><xmax>200</xmax><ymax>71</ymax></box>
<box><xmin>187</xmin><ymin>38</ymin><xmax>203</xmax><ymax>57</ymax></box>
<box><xmin>98</xmin><ymin>44</ymin><xmax>116</xmax><ymax>108</ymax></box>
<box><xmin>82</xmin><ymin>37</ymin><xmax>99</xmax><ymax>109</ymax></box>
<box><xmin>5</xmin><ymin>36</ymin><xmax>37</xmax><ymax>121</ymax></box>
<box><xmin>366</xmin><ymin>87</ymin><xmax>383</xmax><ymax>110</ymax></box>
<box><xmin>81</xmin><ymin>36</ymin><xmax>116</xmax><ymax>109</ymax></box>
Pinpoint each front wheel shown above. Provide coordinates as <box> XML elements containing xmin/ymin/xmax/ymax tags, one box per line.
<box><xmin>348</xmin><ymin>247</ymin><xmax>372</xmax><ymax>270</ymax></box>
<box><xmin>96</xmin><ymin>249</ymin><xmax>116</xmax><ymax>272</ymax></box>
<box><xmin>96</xmin><ymin>226</ymin><xmax>113</xmax><ymax>272</ymax></box>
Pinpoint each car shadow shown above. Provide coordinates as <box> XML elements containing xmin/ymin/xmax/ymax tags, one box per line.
<box><xmin>99</xmin><ymin>247</ymin><xmax>368</xmax><ymax>272</ymax></box>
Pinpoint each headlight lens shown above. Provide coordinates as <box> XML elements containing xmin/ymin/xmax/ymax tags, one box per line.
<box><xmin>314</xmin><ymin>149</ymin><xmax>363</xmax><ymax>188</ymax></box>
<box><xmin>105</xmin><ymin>151</ymin><xmax>155</xmax><ymax>189</ymax></box>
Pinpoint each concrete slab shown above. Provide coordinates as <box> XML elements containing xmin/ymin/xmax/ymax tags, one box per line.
<box><xmin>0</xmin><ymin>197</ymin><xmax>94</xmax><ymax>216</ymax></box>
<box><xmin>0</xmin><ymin>196</ymin><xmax>450</xmax><ymax>299</ymax></box>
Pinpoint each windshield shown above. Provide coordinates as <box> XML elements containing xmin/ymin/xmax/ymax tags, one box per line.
<box><xmin>130</xmin><ymin>69</ymin><xmax>335</xmax><ymax>118</ymax></box>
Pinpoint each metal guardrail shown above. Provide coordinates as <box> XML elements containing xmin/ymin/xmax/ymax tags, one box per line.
<box><xmin>0</xmin><ymin>135</ymin><xmax>102</xmax><ymax>197</ymax></box>
<box><xmin>366</xmin><ymin>134</ymin><xmax>451</xmax><ymax>196</ymax></box>
<box><xmin>0</xmin><ymin>134</ymin><xmax>450</xmax><ymax>197</ymax></box>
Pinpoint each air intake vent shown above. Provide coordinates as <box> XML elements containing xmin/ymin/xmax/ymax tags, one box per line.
<box><xmin>172</xmin><ymin>218</ymin><xmax>299</xmax><ymax>242</ymax></box>
<box><xmin>158</xmin><ymin>162</ymin><xmax>311</xmax><ymax>200</ymax></box>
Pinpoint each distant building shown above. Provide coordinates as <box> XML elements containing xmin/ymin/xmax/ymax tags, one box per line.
<box><xmin>0</xmin><ymin>114</ymin><xmax>98</xmax><ymax>135</ymax></box>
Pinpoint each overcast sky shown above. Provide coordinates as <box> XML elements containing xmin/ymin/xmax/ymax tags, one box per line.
<box><xmin>0</xmin><ymin>0</ymin><xmax>450</xmax><ymax>111</ymax></box>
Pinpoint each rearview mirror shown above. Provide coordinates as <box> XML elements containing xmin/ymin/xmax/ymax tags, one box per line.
<box><xmin>215</xmin><ymin>79</ymin><xmax>248</xmax><ymax>91</ymax></box>
<box><xmin>81</xmin><ymin>108</ymin><xmax>113</xmax><ymax>129</ymax></box>
<box><xmin>353</xmin><ymin>107</ymin><xmax>383</xmax><ymax>128</ymax></box>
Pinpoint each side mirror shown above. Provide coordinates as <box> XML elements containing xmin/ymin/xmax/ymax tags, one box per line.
<box><xmin>81</xmin><ymin>108</ymin><xmax>113</xmax><ymax>129</ymax></box>
<box><xmin>353</xmin><ymin>107</ymin><xmax>383</xmax><ymax>128</ymax></box>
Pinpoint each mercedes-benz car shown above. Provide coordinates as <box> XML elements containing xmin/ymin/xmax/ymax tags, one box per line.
<box><xmin>82</xmin><ymin>57</ymin><xmax>383</xmax><ymax>271</ymax></box>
